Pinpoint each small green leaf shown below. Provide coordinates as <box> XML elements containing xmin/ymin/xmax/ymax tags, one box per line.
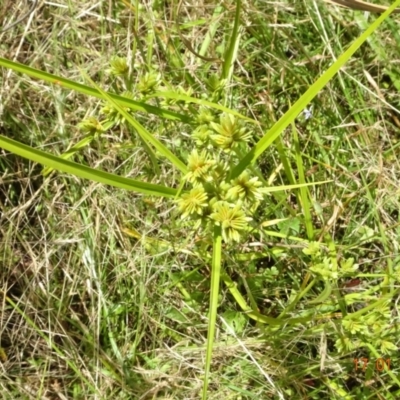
<box><xmin>222</xmin><ymin>310</ymin><xmax>247</xmax><ymax>334</ymax></box>
<box><xmin>278</xmin><ymin>217</ymin><xmax>301</xmax><ymax>236</ymax></box>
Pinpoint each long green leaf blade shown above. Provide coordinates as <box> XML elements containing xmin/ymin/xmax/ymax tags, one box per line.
<box><xmin>149</xmin><ymin>91</ymin><xmax>257</xmax><ymax>123</ymax></box>
<box><xmin>261</xmin><ymin>180</ymin><xmax>331</xmax><ymax>193</ymax></box>
<box><xmin>0</xmin><ymin>135</ymin><xmax>177</xmax><ymax>198</ymax></box>
<box><xmin>0</xmin><ymin>56</ymin><xmax>191</xmax><ymax>123</ymax></box>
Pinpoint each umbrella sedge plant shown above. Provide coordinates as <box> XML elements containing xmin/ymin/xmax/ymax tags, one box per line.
<box><xmin>1</xmin><ymin>0</ymin><xmax>400</xmax><ymax>398</ymax></box>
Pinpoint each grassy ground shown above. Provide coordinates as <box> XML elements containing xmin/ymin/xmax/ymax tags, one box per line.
<box><xmin>1</xmin><ymin>0</ymin><xmax>400</xmax><ymax>399</ymax></box>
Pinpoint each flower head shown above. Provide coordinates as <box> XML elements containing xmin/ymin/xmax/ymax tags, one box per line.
<box><xmin>78</xmin><ymin>117</ymin><xmax>104</xmax><ymax>135</ymax></box>
<box><xmin>184</xmin><ymin>149</ymin><xmax>216</xmax><ymax>185</ymax></box>
<box><xmin>206</xmin><ymin>74</ymin><xmax>226</xmax><ymax>92</ymax></box>
<box><xmin>192</xmin><ymin>125</ymin><xmax>213</xmax><ymax>146</ymax></box>
<box><xmin>195</xmin><ymin>107</ymin><xmax>215</xmax><ymax>125</ymax></box>
<box><xmin>108</xmin><ymin>57</ymin><xmax>129</xmax><ymax>76</ymax></box>
<box><xmin>210</xmin><ymin>114</ymin><xmax>252</xmax><ymax>151</ymax></box>
<box><xmin>177</xmin><ymin>186</ymin><xmax>209</xmax><ymax>219</ymax></box>
<box><xmin>210</xmin><ymin>201</ymin><xmax>251</xmax><ymax>242</ymax></box>
<box><xmin>226</xmin><ymin>171</ymin><xmax>263</xmax><ymax>203</ymax></box>
<box><xmin>137</xmin><ymin>71</ymin><xmax>161</xmax><ymax>94</ymax></box>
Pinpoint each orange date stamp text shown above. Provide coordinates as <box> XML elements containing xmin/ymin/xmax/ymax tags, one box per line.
<box><xmin>353</xmin><ymin>358</ymin><xmax>390</xmax><ymax>372</ymax></box>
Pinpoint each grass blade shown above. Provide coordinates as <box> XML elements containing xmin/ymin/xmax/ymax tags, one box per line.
<box><xmin>230</xmin><ymin>0</ymin><xmax>400</xmax><ymax>179</ymax></box>
<box><xmin>292</xmin><ymin>122</ymin><xmax>314</xmax><ymax>239</ymax></box>
<box><xmin>4</xmin><ymin>294</ymin><xmax>100</xmax><ymax>394</ymax></box>
<box><xmin>222</xmin><ymin>0</ymin><xmax>241</xmax><ymax>80</ymax></box>
<box><xmin>198</xmin><ymin>4</ymin><xmax>224</xmax><ymax>59</ymax></box>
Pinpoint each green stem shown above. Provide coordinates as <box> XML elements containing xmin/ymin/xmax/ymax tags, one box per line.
<box><xmin>202</xmin><ymin>225</ymin><xmax>222</xmax><ymax>399</ymax></box>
